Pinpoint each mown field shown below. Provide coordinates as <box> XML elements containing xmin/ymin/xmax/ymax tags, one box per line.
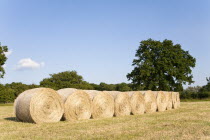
<box><xmin>0</xmin><ymin>102</ymin><xmax>210</xmax><ymax>140</ymax></box>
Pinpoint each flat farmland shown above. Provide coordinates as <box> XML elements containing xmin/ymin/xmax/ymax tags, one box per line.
<box><xmin>0</xmin><ymin>102</ymin><xmax>210</xmax><ymax>140</ymax></box>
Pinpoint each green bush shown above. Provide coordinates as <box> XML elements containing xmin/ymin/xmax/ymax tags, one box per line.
<box><xmin>0</xmin><ymin>84</ymin><xmax>15</xmax><ymax>103</ymax></box>
<box><xmin>180</xmin><ymin>89</ymin><xmax>210</xmax><ymax>100</ymax></box>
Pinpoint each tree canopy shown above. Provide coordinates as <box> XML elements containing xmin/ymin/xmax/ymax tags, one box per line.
<box><xmin>39</xmin><ymin>71</ymin><xmax>133</xmax><ymax>91</ymax></box>
<box><xmin>0</xmin><ymin>84</ymin><xmax>15</xmax><ymax>103</ymax></box>
<box><xmin>40</xmin><ymin>71</ymin><xmax>94</xmax><ymax>90</ymax></box>
<box><xmin>0</xmin><ymin>43</ymin><xmax>8</xmax><ymax>78</ymax></box>
<box><xmin>116</xmin><ymin>83</ymin><xmax>132</xmax><ymax>91</ymax></box>
<box><xmin>5</xmin><ymin>82</ymin><xmax>39</xmax><ymax>97</ymax></box>
<box><xmin>98</xmin><ymin>82</ymin><xmax>116</xmax><ymax>91</ymax></box>
<box><xmin>0</xmin><ymin>82</ymin><xmax>40</xmax><ymax>103</ymax></box>
<box><xmin>127</xmin><ymin>39</ymin><xmax>196</xmax><ymax>91</ymax></box>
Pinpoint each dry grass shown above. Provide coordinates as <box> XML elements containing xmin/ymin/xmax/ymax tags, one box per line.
<box><xmin>0</xmin><ymin>102</ymin><xmax>210</xmax><ymax>140</ymax></box>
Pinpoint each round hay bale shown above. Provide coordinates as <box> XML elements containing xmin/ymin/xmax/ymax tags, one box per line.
<box><xmin>57</xmin><ymin>88</ymin><xmax>77</xmax><ymax>102</ymax></box>
<box><xmin>84</xmin><ymin>90</ymin><xmax>114</xmax><ymax>119</ymax></box>
<box><xmin>175</xmin><ymin>92</ymin><xmax>181</xmax><ymax>108</ymax></box>
<box><xmin>164</xmin><ymin>91</ymin><xmax>172</xmax><ymax>110</ymax></box>
<box><xmin>57</xmin><ymin>88</ymin><xmax>92</xmax><ymax>121</ymax></box>
<box><xmin>172</xmin><ymin>92</ymin><xmax>178</xmax><ymax>109</ymax></box>
<box><xmin>14</xmin><ymin>98</ymin><xmax>20</xmax><ymax>122</ymax></box>
<box><xmin>153</xmin><ymin>91</ymin><xmax>167</xmax><ymax>112</ymax></box>
<box><xmin>127</xmin><ymin>91</ymin><xmax>145</xmax><ymax>115</ymax></box>
<box><xmin>141</xmin><ymin>91</ymin><xmax>157</xmax><ymax>113</ymax></box>
<box><xmin>106</xmin><ymin>91</ymin><xmax>131</xmax><ymax>117</ymax></box>
<box><xmin>14</xmin><ymin>88</ymin><xmax>64</xmax><ymax>124</ymax></box>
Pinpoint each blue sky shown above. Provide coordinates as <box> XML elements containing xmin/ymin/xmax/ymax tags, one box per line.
<box><xmin>0</xmin><ymin>0</ymin><xmax>209</xmax><ymax>87</ymax></box>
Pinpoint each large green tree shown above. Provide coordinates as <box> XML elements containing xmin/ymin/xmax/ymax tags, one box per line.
<box><xmin>0</xmin><ymin>43</ymin><xmax>8</xmax><ymax>78</ymax></box>
<box><xmin>40</xmin><ymin>71</ymin><xmax>94</xmax><ymax>90</ymax></box>
<box><xmin>127</xmin><ymin>39</ymin><xmax>196</xmax><ymax>91</ymax></box>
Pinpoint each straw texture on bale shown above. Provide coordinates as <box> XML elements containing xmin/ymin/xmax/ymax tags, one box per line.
<box><xmin>107</xmin><ymin>91</ymin><xmax>131</xmax><ymax>117</ymax></box>
<box><xmin>14</xmin><ymin>88</ymin><xmax>64</xmax><ymax>124</ymax></box>
<box><xmin>164</xmin><ymin>92</ymin><xmax>173</xmax><ymax>110</ymax></box>
<box><xmin>57</xmin><ymin>88</ymin><xmax>77</xmax><ymax>102</ymax></box>
<box><xmin>14</xmin><ymin>98</ymin><xmax>19</xmax><ymax>121</ymax></box>
<box><xmin>141</xmin><ymin>91</ymin><xmax>157</xmax><ymax>113</ymax></box>
<box><xmin>153</xmin><ymin>91</ymin><xmax>167</xmax><ymax>112</ymax></box>
<box><xmin>57</xmin><ymin>88</ymin><xmax>92</xmax><ymax>121</ymax></box>
<box><xmin>84</xmin><ymin>90</ymin><xmax>114</xmax><ymax>119</ymax></box>
<box><xmin>175</xmin><ymin>92</ymin><xmax>181</xmax><ymax>108</ymax></box>
<box><xmin>172</xmin><ymin>92</ymin><xmax>178</xmax><ymax>109</ymax></box>
<box><xmin>127</xmin><ymin>91</ymin><xmax>145</xmax><ymax>115</ymax></box>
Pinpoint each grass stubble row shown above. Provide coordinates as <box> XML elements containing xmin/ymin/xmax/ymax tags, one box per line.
<box><xmin>14</xmin><ymin>88</ymin><xmax>180</xmax><ymax>124</ymax></box>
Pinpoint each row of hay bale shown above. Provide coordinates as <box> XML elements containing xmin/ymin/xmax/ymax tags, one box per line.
<box><xmin>14</xmin><ymin>88</ymin><xmax>180</xmax><ymax>124</ymax></box>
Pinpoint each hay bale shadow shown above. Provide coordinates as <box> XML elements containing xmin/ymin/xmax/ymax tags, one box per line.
<box><xmin>4</xmin><ymin>117</ymin><xmax>36</xmax><ymax>124</ymax></box>
<box><xmin>4</xmin><ymin>117</ymin><xmax>18</xmax><ymax>122</ymax></box>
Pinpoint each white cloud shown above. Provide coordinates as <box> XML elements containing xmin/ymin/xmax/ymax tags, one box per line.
<box><xmin>4</xmin><ymin>50</ymin><xmax>13</xmax><ymax>57</ymax></box>
<box><xmin>16</xmin><ymin>58</ymin><xmax>45</xmax><ymax>70</ymax></box>
<box><xmin>3</xmin><ymin>64</ymin><xmax>6</xmax><ymax>68</ymax></box>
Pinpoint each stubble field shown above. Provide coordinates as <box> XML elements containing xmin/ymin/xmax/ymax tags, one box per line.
<box><xmin>0</xmin><ymin>102</ymin><xmax>210</xmax><ymax>140</ymax></box>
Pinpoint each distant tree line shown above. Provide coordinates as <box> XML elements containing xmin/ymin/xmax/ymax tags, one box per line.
<box><xmin>1</xmin><ymin>70</ymin><xmax>210</xmax><ymax>103</ymax></box>
<box><xmin>180</xmin><ymin>81</ymin><xmax>210</xmax><ymax>100</ymax></box>
<box><xmin>0</xmin><ymin>71</ymin><xmax>133</xmax><ymax>103</ymax></box>
<box><xmin>0</xmin><ymin>83</ymin><xmax>39</xmax><ymax>103</ymax></box>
